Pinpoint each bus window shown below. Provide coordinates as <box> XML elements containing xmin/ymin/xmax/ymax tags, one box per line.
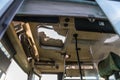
<box><xmin>0</xmin><ymin>73</ymin><xmax>5</xmax><ymax>80</ymax></box>
<box><xmin>0</xmin><ymin>0</ymin><xmax>13</xmax><ymax>17</ymax></box>
<box><xmin>32</xmin><ymin>74</ymin><xmax>39</xmax><ymax>80</ymax></box>
<box><xmin>109</xmin><ymin>74</ymin><xmax>115</xmax><ymax>80</ymax></box>
<box><xmin>41</xmin><ymin>74</ymin><xmax>57</xmax><ymax>80</ymax></box>
<box><xmin>0</xmin><ymin>42</ymin><xmax>10</xmax><ymax>58</ymax></box>
<box><xmin>5</xmin><ymin>59</ymin><xmax>28</xmax><ymax>80</ymax></box>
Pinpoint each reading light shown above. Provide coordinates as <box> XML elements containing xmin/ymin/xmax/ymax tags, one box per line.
<box><xmin>65</xmin><ymin>54</ymin><xmax>71</xmax><ymax>59</ymax></box>
<box><xmin>27</xmin><ymin>57</ymin><xmax>32</xmax><ymax>61</ymax></box>
<box><xmin>71</xmin><ymin>65</ymin><xmax>76</xmax><ymax>69</ymax></box>
<box><xmin>61</xmin><ymin>52</ymin><xmax>71</xmax><ymax>59</ymax></box>
<box><xmin>88</xmin><ymin>15</ymin><xmax>95</xmax><ymax>23</ymax></box>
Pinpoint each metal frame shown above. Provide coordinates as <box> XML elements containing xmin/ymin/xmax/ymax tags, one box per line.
<box><xmin>0</xmin><ymin>0</ymin><xmax>24</xmax><ymax>39</ymax></box>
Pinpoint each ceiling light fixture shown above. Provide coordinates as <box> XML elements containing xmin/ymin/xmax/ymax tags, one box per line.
<box><xmin>66</xmin><ymin>65</ymin><xmax>94</xmax><ymax>70</ymax></box>
<box><xmin>104</xmin><ymin>35</ymin><xmax>119</xmax><ymax>43</ymax></box>
<box><xmin>65</xmin><ymin>54</ymin><xmax>71</xmax><ymax>59</ymax></box>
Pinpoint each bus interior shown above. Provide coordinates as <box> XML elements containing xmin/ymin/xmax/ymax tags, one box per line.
<box><xmin>0</xmin><ymin>0</ymin><xmax>120</xmax><ymax>80</ymax></box>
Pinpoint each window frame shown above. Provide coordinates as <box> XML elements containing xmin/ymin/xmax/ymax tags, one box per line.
<box><xmin>0</xmin><ymin>0</ymin><xmax>24</xmax><ymax>39</ymax></box>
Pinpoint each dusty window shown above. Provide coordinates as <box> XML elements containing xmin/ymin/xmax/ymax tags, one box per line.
<box><xmin>38</xmin><ymin>25</ymin><xmax>66</xmax><ymax>49</ymax></box>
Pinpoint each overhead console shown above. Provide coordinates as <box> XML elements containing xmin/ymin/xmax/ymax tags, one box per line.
<box><xmin>14</xmin><ymin>0</ymin><xmax>117</xmax><ymax>34</ymax></box>
<box><xmin>14</xmin><ymin>15</ymin><xmax>116</xmax><ymax>34</ymax></box>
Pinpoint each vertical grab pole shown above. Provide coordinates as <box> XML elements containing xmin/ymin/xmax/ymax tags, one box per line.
<box><xmin>63</xmin><ymin>53</ymin><xmax>66</xmax><ymax>80</ymax></box>
<box><xmin>73</xmin><ymin>34</ymin><xmax>83</xmax><ymax>80</ymax></box>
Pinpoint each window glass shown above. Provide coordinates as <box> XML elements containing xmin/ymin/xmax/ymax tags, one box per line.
<box><xmin>64</xmin><ymin>77</ymin><xmax>96</xmax><ymax>80</ymax></box>
<box><xmin>5</xmin><ymin>59</ymin><xmax>28</xmax><ymax>80</ymax></box>
<box><xmin>64</xmin><ymin>76</ymin><xmax>105</xmax><ymax>80</ymax></box>
<box><xmin>38</xmin><ymin>25</ymin><xmax>66</xmax><ymax>49</ymax></box>
<box><xmin>38</xmin><ymin>26</ymin><xmax>65</xmax><ymax>43</ymax></box>
<box><xmin>0</xmin><ymin>70</ymin><xmax>1</xmax><ymax>74</ymax></box>
<box><xmin>0</xmin><ymin>0</ymin><xmax>14</xmax><ymax>17</ymax></box>
<box><xmin>41</xmin><ymin>74</ymin><xmax>57</xmax><ymax>80</ymax></box>
<box><xmin>45</xmin><ymin>0</ymin><xmax>95</xmax><ymax>2</ymax></box>
<box><xmin>33</xmin><ymin>74</ymin><xmax>39</xmax><ymax>80</ymax></box>
<box><xmin>0</xmin><ymin>42</ymin><xmax>10</xmax><ymax>58</ymax></box>
<box><xmin>0</xmin><ymin>73</ymin><xmax>6</xmax><ymax>80</ymax></box>
<box><xmin>109</xmin><ymin>74</ymin><xmax>115</xmax><ymax>80</ymax></box>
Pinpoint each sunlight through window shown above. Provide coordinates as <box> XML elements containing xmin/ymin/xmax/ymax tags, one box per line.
<box><xmin>41</xmin><ymin>74</ymin><xmax>57</xmax><ymax>80</ymax></box>
<box><xmin>38</xmin><ymin>26</ymin><xmax>65</xmax><ymax>43</ymax></box>
<box><xmin>5</xmin><ymin>59</ymin><xmax>28</xmax><ymax>80</ymax></box>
